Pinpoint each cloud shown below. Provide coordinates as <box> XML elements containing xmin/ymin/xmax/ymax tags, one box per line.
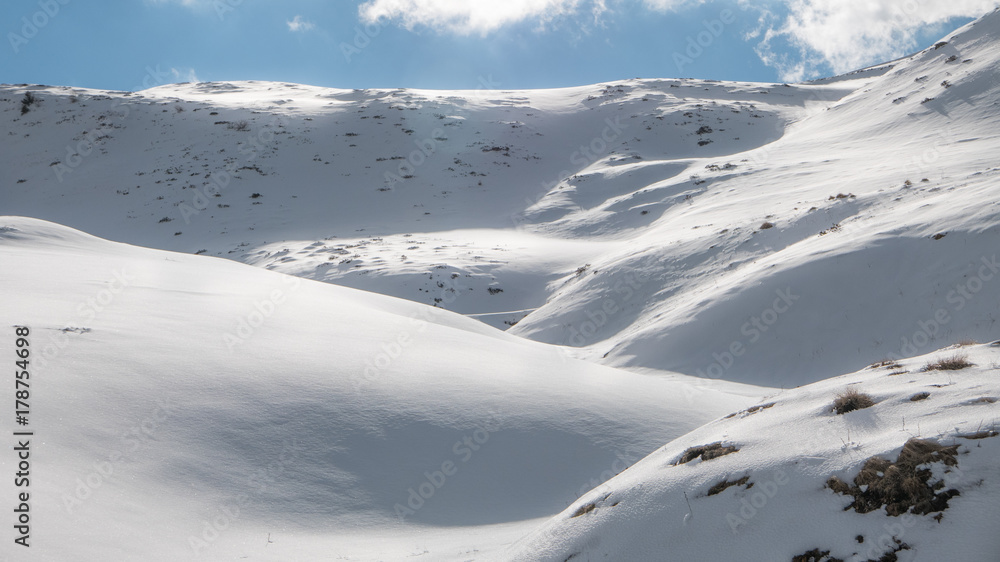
<box><xmin>287</xmin><ymin>15</ymin><xmax>316</xmax><ymax>33</ymax></box>
<box><xmin>751</xmin><ymin>0</ymin><xmax>1000</xmax><ymax>81</ymax></box>
<box><xmin>356</xmin><ymin>0</ymin><xmax>997</xmax><ymax>82</ymax></box>
<box><xmin>358</xmin><ymin>0</ymin><xmax>602</xmax><ymax>35</ymax></box>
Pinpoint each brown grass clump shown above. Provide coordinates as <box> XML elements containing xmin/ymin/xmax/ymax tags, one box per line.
<box><xmin>909</xmin><ymin>392</ymin><xmax>930</xmax><ymax>402</ymax></box>
<box><xmin>570</xmin><ymin>502</ymin><xmax>596</xmax><ymax>518</ymax></box>
<box><xmin>724</xmin><ymin>402</ymin><xmax>775</xmax><ymax>419</ymax></box>
<box><xmin>675</xmin><ymin>442</ymin><xmax>739</xmax><ymax>465</ymax></box>
<box><xmin>869</xmin><ymin>359</ymin><xmax>903</xmax><ymax>370</ymax></box>
<box><xmin>826</xmin><ymin>438</ymin><xmax>960</xmax><ymax>516</ymax></box>
<box><xmin>791</xmin><ymin>549</ymin><xmax>843</xmax><ymax>562</ymax></box>
<box><xmin>923</xmin><ymin>352</ymin><xmax>974</xmax><ymax>371</ymax></box>
<box><xmin>833</xmin><ymin>388</ymin><xmax>875</xmax><ymax>414</ymax></box>
<box><xmin>707</xmin><ymin>475</ymin><xmax>751</xmax><ymax>496</ymax></box>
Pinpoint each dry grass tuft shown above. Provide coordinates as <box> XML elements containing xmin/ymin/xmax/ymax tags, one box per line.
<box><xmin>707</xmin><ymin>475</ymin><xmax>751</xmax><ymax>496</ymax></box>
<box><xmin>869</xmin><ymin>359</ymin><xmax>903</xmax><ymax>370</ymax></box>
<box><xmin>570</xmin><ymin>502</ymin><xmax>596</xmax><ymax>518</ymax></box>
<box><xmin>675</xmin><ymin>442</ymin><xmax>739</xmax><ymax>465</ymax></box>
<box><xmin>724</xmin><ymin>402</ymin><xmax>775</xmax><ymax>419</ymax></box>
<box><xmin>923</xmin><ymin>352</ymin><xmax>974</xmax><ymax>371</ymax></box>
<box><xmin>791</xmin><ymin>549</ymin><xmax>843</xmax><ymax>562</ymax></box>
<box><xmin>909</xmin><ymin>392</ymin><xmax>930</xmax><ymax>402</ymax></box>
<box><xmin>833</xmin><ymin>388</ymin><xmax>875</xmax><ymax>414</ymax></box>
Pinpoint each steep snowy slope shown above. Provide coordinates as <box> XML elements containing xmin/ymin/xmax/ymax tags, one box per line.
<box><xmin>509</xmin><ymin>9</ymin><xmax>1000</xmax><ymax>386</ymax></box>
<box><xmin>503</xmin><ymin>345</ymin><xmax>1000</xmax><ymax>561</ymax></box>
<box><xmin>0</xmin><ymin>216</ymin><xmax>761</xmax><ymax>561</ymax></box>
<box><xmin>0</xmin><ymin>74</ymin><xmax>843</xmax><ymax>336</ymax></box>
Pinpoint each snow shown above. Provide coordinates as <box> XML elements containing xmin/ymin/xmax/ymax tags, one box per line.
<box><xmin>502</xmin><ymin>346</ymin><xmax>1000</xmax><ymax>561</ymax></box>
<box><xmin>2</xmin><ymin>7</ymin><xmax>999</xmax><ymax>561</ymax></box>
<box><xmin>0</xmin><ymin>217</ymin><xmax>758</xmax><ymax>561</ymax></box>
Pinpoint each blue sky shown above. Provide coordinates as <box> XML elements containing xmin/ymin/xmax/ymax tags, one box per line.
<box><xmin>2</xmin><ymin>1</ymin><xmax>995</xmax><ymax>91</ymax></box>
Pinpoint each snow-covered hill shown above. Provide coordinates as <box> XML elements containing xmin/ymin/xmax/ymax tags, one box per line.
<box><xmin>5</xmin><ymin>10</ymin><xmax>997</xmax><ymax>389</ymax></box>
<box><xmin>503</xmin><ymin>345</ymin><xmax>1000</xmax><ymax>561</ymax></box>
<box><xmin>0</xmin><ymin>216</ymin><xmax>760</xmax><ymax>561</ymax></box>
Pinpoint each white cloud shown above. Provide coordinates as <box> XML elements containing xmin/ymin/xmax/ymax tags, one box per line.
<box><xmin>287</xmin><ymin>15</ymin><xmax>316</xmax><ymax>33</ymax></box>
<box><xmin>752</xmin><ymin>0</ymin><xmax>1000</xmax><ymax>81</ymax></box>
<box><xmin>358</xmin><ymin>0</ymin><xmax>597</xmax><ymax>35</ymax></box>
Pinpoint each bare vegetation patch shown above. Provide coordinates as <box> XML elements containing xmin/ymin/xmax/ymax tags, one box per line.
<box><xmin>833</xmin><ymin>388</ymin><xmax>875</xmax><ymax>414</ymax></box>
<box><xmin>675</xmin><ymin>442</ymin><xmax>739</xmax><ymax>465</ymax></box>
<box><xmin>724</xmin><ymin>402</ymin><xmax>775</xmax><ymax>419</ymax></box>
<box><xmin>707</xmin><ymin>475</ymin><xmax>751</xmax><ymax>496</ymax></box>
<box><xmin>869</xmin><ymin>359</ymin><xmax>903</xmax><ymax>370</ymax></box>
<box><xmin>826</xmin><ymin>438</ymin><xmax>960</xmax><ymax>516</ymax></box>
<box><xmin>923</xmin><ymin>352</ymin><xmax>973</xmax><ymax>371</ymax></box>
<box><xmin>791</xmin><ymin>549</ymin><xmax>842</xmax><ymax>562</ymax></box>
<box><xmin>909</xmin><ymin>392</ymin><xmax>930</xmax><ymax>402</ymax></box>
<box><xmin>569</xmin><ymin>492</ymin><xmax>614</xmax><ymax>518</ymax></box>
<box><xmin>570</xmin><ymin>502</ymin><xmax>596</xmax><ymax>518</ymax></box>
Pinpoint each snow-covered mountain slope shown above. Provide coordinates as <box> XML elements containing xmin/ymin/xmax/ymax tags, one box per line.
<box><xmin>503</xmin><ymin>345</ymin><xmax>1000</xmax><ymax>562</ymax></box>
<box><xmin>0</xmin><ymin>216</ymin><xmax>761</xmax><ymax>561</ymax></box>
<box><xmin>8</xmin><ymin>13</ymin><xmax>998</xmax><ymax>390</ymax></box>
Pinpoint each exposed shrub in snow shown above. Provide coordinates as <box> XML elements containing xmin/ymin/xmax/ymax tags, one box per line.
<box><xmin>826</xmin><ymin>438</ymin><xmax>960</xmax><ymax>516</ymax></box>
<box><xmin>833</xmin><ymin>388</ymin><xmax>874</xmax><ymax>414</ymax></box>
<box><xmin>706</xmin><ymin>475</ymin><xmax>750</xmax><ymax>496</ymax></box>
<box><xmin>791</xmin><ymin>549</ymin><xmax>842</xmax><ymax>562</ymax></box>
<box><xmin>675</xmin><ymin>442</ymin><xmax>739</xmax><ymax>465</ymax></box>
<box><xmin>923</xmin><ymin>353</ymin><xmax>974</xmax><ymax>371</ymax></box>
<box><xmin>20</xmin><ymin>91</ymin><xmax>36</xmax><ymax>115</ymax></box>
